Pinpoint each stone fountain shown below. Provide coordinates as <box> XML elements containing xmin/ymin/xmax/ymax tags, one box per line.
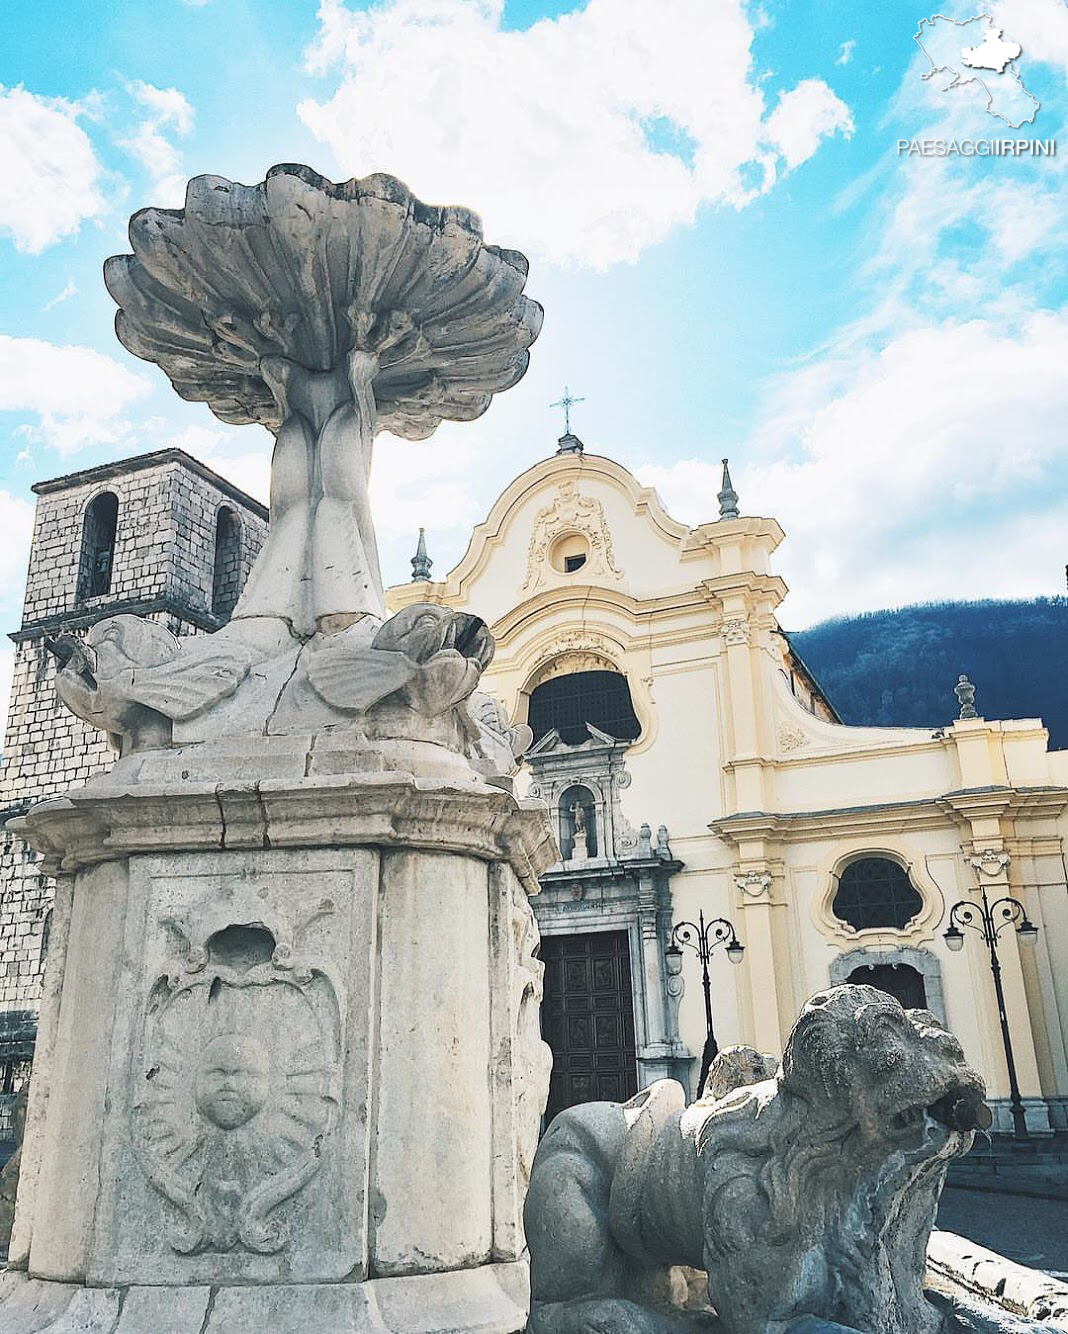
<box><xmin>2</xmin><ymin>167</ymin><xmax>1063</xmax><ymax>1334</ymax></box>
<box><xmin>0</xmin><ymin>166</ymin><xmax>554</xmax><ymax>1332</ymax></box>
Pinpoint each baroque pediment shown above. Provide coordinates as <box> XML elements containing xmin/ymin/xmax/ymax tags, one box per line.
<box><xmin>526</xmin><ymin>723</ymin><xmax>619</xmax><ymax>760</ymax></box>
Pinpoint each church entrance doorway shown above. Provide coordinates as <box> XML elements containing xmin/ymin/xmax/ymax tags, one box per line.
<box><xmin>541</xmin><ymin>930</ymin><xmax>638</xmax><ymax>1125</ymax></box>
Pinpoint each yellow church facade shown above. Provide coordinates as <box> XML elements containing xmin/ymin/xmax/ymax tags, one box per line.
<box><xmin>386</xmin><ymin>441</ymin><xmax>1068</xmax><ymax>1135</ymax></box>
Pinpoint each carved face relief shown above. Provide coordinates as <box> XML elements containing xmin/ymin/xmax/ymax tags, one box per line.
<box><xmin>195</xmin><ymin>1033</ymin><xmax>271</xmax><ymax>1131</ymax></box>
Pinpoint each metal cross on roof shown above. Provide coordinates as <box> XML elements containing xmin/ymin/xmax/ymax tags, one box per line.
<box><xmin>551</xmin><ymin>385</ymin><xmax>585</xmax><ymax>435</ymax></box>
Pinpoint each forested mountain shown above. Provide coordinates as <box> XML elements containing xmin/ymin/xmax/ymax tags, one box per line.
<box><xmin>790</xmin><ymin>598</ymin><xmax>1067</xmax><ymax>751</ymax></box>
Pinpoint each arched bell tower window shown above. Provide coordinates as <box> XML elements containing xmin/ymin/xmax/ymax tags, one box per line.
<box><xmin>77</xmin><ymin>491</ymin><xmax>119</xmax><ymax>601</ymax></box>
<box><xmin>832</xmin><ymin>857</ymin><xmax>923</xmax><ymax>932</ymax></box>
<box><xmin>211</xmin><ymin>506</ymin><xmax>243</xmax><ymax>618</ymax></box>
<box><xmin>528</xmin><ymin>670</ymin><xmax>640</xmax><ymax>746</ymax></box>
<box><xmin>559</xmin><ymin>784</ymin><xmax>598</xmax><ymax>860</ymax></box>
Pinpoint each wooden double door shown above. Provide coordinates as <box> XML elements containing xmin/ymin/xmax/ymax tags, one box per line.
<box><xmin>540</xmin><ymin>930</ymin><xmax>638</xmax><ymax>1125</ymax></box>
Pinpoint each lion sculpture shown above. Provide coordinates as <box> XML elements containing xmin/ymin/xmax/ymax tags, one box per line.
<box><xmin>525</xmin><ymin>984</ymin><xmax>989</xmax><ymax>1334</ymax></box>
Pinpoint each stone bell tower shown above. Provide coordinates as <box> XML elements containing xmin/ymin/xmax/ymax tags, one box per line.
<box><xmin>0</xmin><ymin>448</ymin><xmax>267</xmax><ymax>1091</ymax></box>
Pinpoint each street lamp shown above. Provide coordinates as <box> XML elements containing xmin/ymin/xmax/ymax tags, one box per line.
<box><xmin>665</xmin><ymin>910</ymin><xmax>744</xmax><ymax>1097</ymax></box>
<box><xmin>942</xmin><ymin>887</ymin><xmax>1039</xmax><ymax>1140</ymax></box>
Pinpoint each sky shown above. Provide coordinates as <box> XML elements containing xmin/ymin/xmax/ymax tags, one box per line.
<box><xmin>2</xmin><ymin>0</ymin><xmax>1068</xmax><ymax>738</ymax></box>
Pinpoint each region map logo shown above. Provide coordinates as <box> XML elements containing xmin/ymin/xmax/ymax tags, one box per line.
<box><xmin>899</xmin><ymin>13</ymin><xmax>1055</xmax><ymax>157</ymax></box>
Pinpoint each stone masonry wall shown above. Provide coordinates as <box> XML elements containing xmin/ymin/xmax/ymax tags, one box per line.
<box><xmin>169</xmin><ymin>461</ymin><xmax>267</xmax><ymax>620</ymax></box>
<box><xmin>0</xmin><ymin>452</ymin><xmax>268</xmax><ymax>1056</ymax></box>
<box><xmin>22</xmin><ymin>465</ymin><xmax>174</xmax><ymax>626</ymax></box>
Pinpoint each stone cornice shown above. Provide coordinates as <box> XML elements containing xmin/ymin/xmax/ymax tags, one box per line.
<box><xmin>32</xmin><ymin>447</ymin><xmax>269</xmax><ymax>519</ymax></box>
<box><xmin>681</xmin><ymin>515</ymin><xmax>785</xmax><ymax>556</ymax></box>
<box><xmin>938</xmin><ymin>785</ymin><xmax>1068</xmax><ymax>823</ymax></box>
<box><xmin>710</xmin><ymin>785</ymin><xmax>1068</xmax><ymax>844</ymax></box>
<box><xmin>16</xmin><ymin>774</ymin><xmax>557</xmax><ymax>895</ymax></box>
<box><xmin>696</xmin><ymin>573</ymin><xmax>788</xmax><ymax>607</ymax></box>
<box><xmin>11</xmin><ymin>596</ymin><xmax>225</xmax><ymax>642</ymax></box>
<box><xmin>539</xmin><ymin>856</ymin><xmax>683</xmax><ymax>888</ymax></box>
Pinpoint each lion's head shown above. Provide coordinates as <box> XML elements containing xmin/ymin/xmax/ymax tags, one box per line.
<box><xmin>779</xmin><ymin>983</ymin><xmax>988</xmax><ymax>1148</ymax></box>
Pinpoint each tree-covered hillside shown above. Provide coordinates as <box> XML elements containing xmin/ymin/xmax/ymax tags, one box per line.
<box><xmin>790</xmin><ymin>599</ymin><xmax>1067</xmax><ymax>751</ymax></box>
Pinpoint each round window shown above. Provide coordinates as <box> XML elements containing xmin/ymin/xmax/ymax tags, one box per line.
<box><xmin>549</xmin><ymin>532</ymin><xmax>590</xmax><ymax>574</ymax></box>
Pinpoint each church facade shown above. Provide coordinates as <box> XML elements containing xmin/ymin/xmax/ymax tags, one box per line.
<box><xmin>387</xmin><ymin>435</ymin><xmax>1068</xmax><ymax>1134</ymax></box>
<box><xmin>1</xmin><ymin>437</ymin><xmax>1066</xmax><ymax>1136</ymax></box>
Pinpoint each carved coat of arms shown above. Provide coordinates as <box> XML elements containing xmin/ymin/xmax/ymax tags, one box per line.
<box><xmin>133</xmin><ymin>898</ymin><xmax>341</xmax><ymax>1255</ymax></box>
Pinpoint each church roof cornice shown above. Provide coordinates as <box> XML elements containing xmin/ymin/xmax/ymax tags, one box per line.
<box><xmin>32</xmin><ymin>448</ymin><xmax>269</xmax><ymax>520</ymax></box>
<box><xmin>710</xmin><ymin>784</ymin><xmax>1068</xmax><ymax>842</ymax></box>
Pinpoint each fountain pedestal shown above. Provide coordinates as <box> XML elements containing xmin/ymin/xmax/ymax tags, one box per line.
<box><xmin>3</xmin><ymin>763</ymin><xmax>553</xmax><ymax>1331</ymax></box>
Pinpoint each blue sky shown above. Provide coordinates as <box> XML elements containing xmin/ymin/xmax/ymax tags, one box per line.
<box><xmin>2</xmin><ymin>0</ymin><xmax>1068</xmax><ymax>733</ymax></box>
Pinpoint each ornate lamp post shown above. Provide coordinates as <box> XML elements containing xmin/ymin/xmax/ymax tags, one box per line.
<box><xmin>665</xmin><ymin>911</ymin><xmax>744</xmax><ymax>1097</ymax></box>
<box><xmin>943</xmin><ymin>887</ymin><xmax>1039</xmax><ymax>1140</ymax></box>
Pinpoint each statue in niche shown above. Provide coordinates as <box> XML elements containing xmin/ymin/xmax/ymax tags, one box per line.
<box><xmin>562</xmin><ymin>792</ymin><xmax>596</xmax><ymax>863</ymax></box>
<box><xmin>134</xmin><ymin>918</ymin><xmax>341</xmax><ymax>1255</ymax></box>
<box><xmin>570</xmin><ymin>803</ymin><xmax>589</xmax><ymax>861</ymax></box>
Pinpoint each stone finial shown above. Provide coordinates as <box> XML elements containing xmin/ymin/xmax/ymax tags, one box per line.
<box><xmin>717</xmin><ymin>458</ymin><xmax>739</xmax><ymax>520</ymax></box>
<box><xmin>656</xmin><ymin>825</ymin><xmax>671</xmax><ymax>860</ymax></box>
<box><xmin>410</xmin><ymin>527</ymin><xmax>432</xmax><ymax>581</ymax></box>
<box><xmin>556</xmin><ymin>432</ymin><xmax>584</xmax><ymax>455</ymax></box>
<box><xmin>954</xmin><ymin>673</ymin><xmax>977</xmax><ymax>720</ymax></box>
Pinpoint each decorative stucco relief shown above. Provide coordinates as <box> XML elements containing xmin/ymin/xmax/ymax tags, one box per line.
<box><xmin>721</xmin><ymin>616</ymin><xmax>750</xmax><ymax>646</ymax></box>
<box><xmin>735</xmin><ymin>869</ymin><xmax>773</xmax><ymax>899</ymax></box>
<box><xmin>133</xmin><ymin>895</ymin><xmax>342</xmax><ymax>1256</ymax></box>
<box><xmin>777</xmin><ymin>723</ymin><xmax>811</xmax><ymax>753</ymax></box>
<box><xmin>522</xmin><ymin>479</ymin><xmax>623</xmax><ymax>593</ymax></box>
<box><xmin>968</xmin><ymin>848</ymin><xmax>1011</xmax><ymax>877</ymax></box>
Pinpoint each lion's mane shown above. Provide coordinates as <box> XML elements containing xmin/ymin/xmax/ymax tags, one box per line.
<box><xmin>686</xmin><ymin>986</ymin><xmax>975</xmax><ymax>1331</ymax></box>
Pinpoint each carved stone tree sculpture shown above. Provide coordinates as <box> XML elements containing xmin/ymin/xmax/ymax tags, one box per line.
<box><xmin>2</xmin><ymin>169</ymin><xmax>554</xmax><ymax>1333</ymax></box>
<box><xmin>107</xmin><ymin>167</ymin><xmax>537</xmax><ymax>635</ymax></box>
<box><xmin>46</xmin><ymin>167</ymin><xmax>542</xmax><ymax>769</ymax></box>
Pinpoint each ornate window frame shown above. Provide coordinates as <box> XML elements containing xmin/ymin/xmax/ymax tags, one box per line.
<box><xmin>814</xmin><ymin>847</ymin><xmax>943</xmax><ymax>944</ymax></box>
<box><xmin>513</xmin><ymin>627</ymin><xmax>657</xmax><ymax>753</ymax></box>
<box><xmin>829</xmin><ymin>945</ymin><xmax>947</xmax><ymax>1025</ymax></box>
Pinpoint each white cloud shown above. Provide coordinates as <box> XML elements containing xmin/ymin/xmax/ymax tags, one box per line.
<box><xmin>0</xmin><ymin>490</ymin><xmax>34</xmax><ymax>604</ymax></box>
<box><xmin>0</xmin><ymin>335</ymin><xmax>152</xmax><ymax>454</ymax></box>
<box><xmin>764</xmin><ymin>79</ymin><xmax>854</xmax><ymax>171</ymax></box>
<box><xmin>119</xmin><ymin>81</ymin><xmax>195</xmax><ymax>207</ymax></box>
<box><xmin>639</xmin><ymin>311</ymin><xmax>1068</xmax><ymax>625</ymax></box>
<box><xmin>43</xmin><ymin>279</ymin><xmax>78</xmax><ymax>312</ymax></box>
<box><xmin>836</xmin><ymin>39</ymin><xmax>856</xmax><ymax>66</ymax></box>
<box><xmin>298</xmin><ymin>0</ymin><xmax>852</xmax><ymax>267</ymax></box>
<box><xmin>0</xmin><ymin>85</ymin><xmax>108</xmax><ymax>253</ymax></box>
<box><xmin>370</xmin><ymin>431</ymin><xmax>486</xmax><ymax>540</ymax></box>
<box><xmin>984</xmin><ymin>0</ymin><xmax>1068</xmax><ymax>72</ymax></box>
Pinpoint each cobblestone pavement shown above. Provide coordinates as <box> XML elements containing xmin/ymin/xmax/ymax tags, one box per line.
<box><xmin>937</xmin><ymin>1183</ymin><xmax>1068</xmax><ymax>1279</ymax></box>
